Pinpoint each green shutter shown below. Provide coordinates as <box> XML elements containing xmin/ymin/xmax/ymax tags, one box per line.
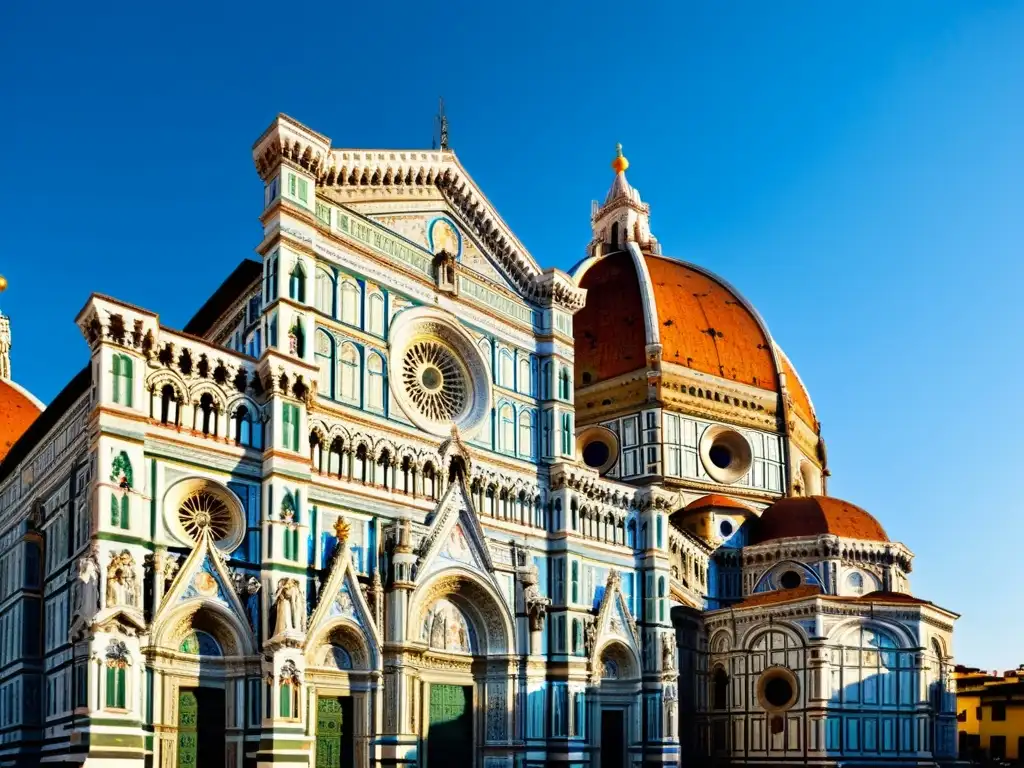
<box><xmin>282</xmin><ymin>405</ymin><xmax>293</xmax><ymax>450</ymax></box>
<box><xmin>112</xmin><ymin>356</ymin><xmax>121</xmax><ymax>404</ymax></box>
<box><xmin>121</xmin><ymin>495</ymin><xmax>130</xmax><ymax>530</ymax></box>
<box><xmin>280</xmin><ymin>683</ymin><xmax>291</xmax><ymax>718</ymax></box>
<box><xmin>110</xmin><ymin>495</ymin><xmax>120</xmax><ymax>527</ymax></box>
<box><xmin>298</xmin><ymin>178</ymin><xmax>308</xmax><ymax>203</ymax></box>
<box><xmin>123</xmin><ymin>357</ymin><xmax>133</xmax><ymax>407</ymax></box>
<box><xmin>288</xmin><ymin>174</ymin><xmax>296</xmax><ymax>197</ymax></box>
<box><xmin>291</xmin><ymin>406</ymin><xmax>300</xmax><ymax>451</ymax></box>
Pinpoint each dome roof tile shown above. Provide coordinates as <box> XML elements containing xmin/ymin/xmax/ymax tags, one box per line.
<box><xmin>0</xmin><ymin>379</ymin><xmax>42</xmax><ymax>462</ymax></box>
<box><xmin>753</xmin><ymin>496</ymin><xmax>888</xmax><ymax>544</ymax></box>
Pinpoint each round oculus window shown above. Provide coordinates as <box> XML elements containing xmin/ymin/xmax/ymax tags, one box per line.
<box><xmin>388</xmin><ymin>308</ymin><xmax>492</xmax><ymax>437</ymax></box>
<box><xmin>401</xmin><ymin>340</ymin><xmax>468</xmax><ymax>423</ymax></box>
<box><xmin>757</xmin><ymin>667</ymin><xmax>798</xmax><ymax>712</ymax></box>
<box><xmin>164</xmin><ymin>478</ymin><xmax>246</xmax><ymax>553</ymax></box>
<box><xmin>582</xmin><ymin>440</ymin><xmax>610</xmax><ymax>469</ymax></box>
<box><xmin>699</xmin><ymin>426</ymin><xmax>753</xmax><ymax>485</ymax></box>
<box><xmin>719</xmin><ymin>519</ymin><xmax>734</xmax><ymax>537</ymax></box>
<box><xmin>764</xmin><ymin>677</ymin><xmax>794</xmax><ymax>708</ymax></box>
<box><xmin>779</xmin><ymin>570</ymin><xmax>802</xmax><ymax>590</ymax></box>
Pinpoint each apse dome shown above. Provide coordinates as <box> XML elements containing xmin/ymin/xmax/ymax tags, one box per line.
<box><xmin>752</xmin><ymin>495</ymin><xmax>889</xmax><ymax>544</ymax></box>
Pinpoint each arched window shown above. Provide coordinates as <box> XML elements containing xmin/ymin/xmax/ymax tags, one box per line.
<box><xmin>712</xmin><ymin>667</ymin><xmax>729</xmax><ymax>711</ymax></box>
<box><xmin>422</xmin><ymin>463</ymin><xmax>437</xmax><ymax>500</ymax></box>
<box><xmin>499</xmin><ymin>404</ymin><xmax>515</xmax><ymax>455</ymax></box>
<box><xmin>199</xmin><ymin>393</ymin><xmax>216</xmax><ymax>436</ymax></box>
<box><xmin>477</xmin><ymin>337</ymin><xmax>492</xmax><ymax>372</ymax></box>
<box><xmin>834</xmin><ymin>626</ymin><xmax>905</xmax><ymax>708</ymax></box>
<box><xmin>160</xmin><ymin>385</ymin><xmax>176</xmax><ymax>425</ymax></box>
<box><xmin>315</xmin><ymin>330</ymin><xmax>335</xmax><ymax>399</ymax></box>
<box><xmin>847</xmin><ymin>571</ymin><xmax>864</xmax><ymax>596</ymax></box>
<box><xmin>288</xmin><ymin>261</ymin><xmax>306</xmax><ymax>302</ymax></box>
<box><xmin>518</xmin><ymin>411</ymin><xmax>535</xmax><ymax>459</ymax></box>
<box><xmin>367</xmin><ymin>352</ymin><xmax>386</xmax><ymax>413</ymax></box>
<box><xmin>315</xmin><ymin>267</ymin><xmax>335</xmax><ymax>316</ymax></box>
<box><xmin>610</xmin><ymin>221</ymin><xmax>619</xmax><ymax>247</ymax></box>
<box><xmin>112</xmin><ymin>354</ymin><xmax>133</xmax><ymax>406</ymax></box>
<box><xmin>541</xmin><ymin>361</ymin><xmax>553</xmax><ymax>400</ymax></box>
<box><xmin>560</xmin><ymin>413</ymin><xmax>572</xmax><ymax>455</ymax></box>
<box><xmin>656</xmin><ymin>515</ymin><xmax>664</xmax><ymax>549</ymax></box>
<box><xmin>367</xmin><ymin>292</ymin><xmax>385</xmax><ymax>336</ymax></box>
<box><xmin>518</xmin><ymin>356</ymin><xmax>532</xmax><ymax>395</ymax></box>
<box><xmin>354</xmin><ymin>445</ymin><xmax>368</xmax><ymax>484</ymax></box>
<box><xmin>571</xmin><ymin>561</ymin><xmax>579</xmax><ymax>604</ymax></box>
<box><xmin>265</xmin><ymin>253</ymin><xmax>279</xmax><ymax>300</ymax></box>
<box><xmin>340</xmin><ymin>279</ymin><xmax>360</xmax><ymax>326</ymax></box>
<box><xmin>558</xmin><ymin>366</ymin><xmax>571</xmax><ymax>400</ymax></box>
<box><xmin>338</xmin><ymin>343</ymin><xmax>359</xmax><ymax>404</ymax></box>
<box><xmin>235</xmin><ymin>405</ymin><xmax>252</xmax><ymax>446</ymax></box>
<box><xmin>658</xmin><ymin>576</ymin><xmax>666</xmax><ymax>622</ymax></box>
<box><xmin>499</xmin><ymin>350</ymin><xmax>515</xmax><ymax>389</ymax></box>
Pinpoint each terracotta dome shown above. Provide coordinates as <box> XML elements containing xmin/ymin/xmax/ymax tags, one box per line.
<box><xmin>0</xmin><ymin>379</ymin><xmax>42</xmax><ymax>462</ymax></box>
<box><xmin>683</xmin><ymin>494</ymin><xmax>755</xmax><ymax>514</ymax></box>
<box><xmin>752</xmin><ymin>496</ymin><xmax>888</xmax><ymax>544</ymax></box>
<box><xmin>575</xmin><ymin>251</ymin><xmax>778</xmax><ymax>390</ymax></box>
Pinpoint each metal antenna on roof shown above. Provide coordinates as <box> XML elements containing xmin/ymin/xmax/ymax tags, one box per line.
<box><xmin>433</xmin><ymin>97</ymin><xmax>450</xmax><ymax>151</ymax></box>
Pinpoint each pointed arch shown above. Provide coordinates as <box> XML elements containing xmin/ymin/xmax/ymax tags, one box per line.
<box><xmin>408</xmin><ymin>568</ymin><xmax>515</xmax><ymax>655</ymax></box>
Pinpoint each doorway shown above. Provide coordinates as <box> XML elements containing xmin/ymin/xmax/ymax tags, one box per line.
<box><xmin>427</xmin><ymin>684</ymin><xmax>473</xmax><ymax>767</ymax></box>
<box><xmin>177</xmin><ymin>687</ymin><xmax>225</xmax><ymax>768</ymax></box>
<box><xmin>600</xmin><ymin>709</ymin><xmax>625</xmax><ymax>768</ymax></box>
<box><xmin>315</xmin><ymin>696</ymin><xmax>355</xmax><ymax>767</ymax></box>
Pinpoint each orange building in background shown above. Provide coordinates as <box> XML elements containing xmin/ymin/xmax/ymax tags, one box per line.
<box><xmin>956</xmin><ymin>665</ymin><xmax>1024</xmax><ymax>761</ymax></box>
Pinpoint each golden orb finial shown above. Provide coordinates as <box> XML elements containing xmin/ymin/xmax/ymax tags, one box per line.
<box><xmin>611</xmin><ymin>143</ymin><xmax>629</xmax><ymax>174</ymax></box>
<box><xmin>0</xmin><ymin>275</ymin><xmax>7</xmax><ymax>294</ymax></box>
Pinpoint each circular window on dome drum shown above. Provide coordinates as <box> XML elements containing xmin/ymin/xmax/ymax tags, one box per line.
<box><xmin>757</xmin><ymin>666</ymin><xmax>798</xmax><ymax>712</ymax></box>
<box><xmin>388</xmin><ymin>308</ymin><xmax>491</xmax><ymax>437</ymax></box>
<box><xmin>779</xmin><ymin>570</ymin><xmax>802</xmax><ymax>590</ymax></box>
<box><xmin>164</xmin><ymin>478</ymin><xmax>245</xmax><ymax>552</ymax></box>
<box><xmin>699</xmin><ymin>426</ymin><xmax>753</xmax><ymax>484</ymax></box>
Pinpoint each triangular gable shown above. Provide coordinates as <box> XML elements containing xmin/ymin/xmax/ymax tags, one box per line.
<box><xmin>305</xmin><ymin>538</ymin><xmax>381</xmax><ymax>654</ymax></box>
<box><xmin>589</xmin><ymin>570</ymin><xmax>641</xmax><ymax>670</ymax></box>
<box><xmin>367</xmin><ymin>212</ymin><xmax>515</xmax><ymax>289</ymax></box>
<box><xmin>415</xmin><ymin>479</ymin><xmax>496</xmax><ymax>584</ymax></box>
<box><xmin>152</xmin><ymin>532</ymin><xmax>252</xmax><ymax>643</ymax></box>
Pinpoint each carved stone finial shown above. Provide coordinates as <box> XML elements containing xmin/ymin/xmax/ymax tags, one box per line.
<box><xmin>333</xmin><ymin>516</ymin><xmax>351</xmax><ymax>544</ymax></box>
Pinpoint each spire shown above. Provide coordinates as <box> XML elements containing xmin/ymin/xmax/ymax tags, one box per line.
<box><xmin>433</xmin><ymin>97</ymin><xmax>450</xmax><ymax>151</ymax></box>
<box><xmin>604</xmin><ymin>143</ymin><xmax>638</xmax><ymax>206</ymax></box>
<box><xmin>0</xmin><ymin>276</ymin><xmax>9</xmax><ymax>381</ymax></box>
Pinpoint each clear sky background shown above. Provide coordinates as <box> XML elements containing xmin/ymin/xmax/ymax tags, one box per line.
<box><xmin>2</xmin><ymin>2</ymin><xmax>1022</xmax><ymax>668</ymax></box>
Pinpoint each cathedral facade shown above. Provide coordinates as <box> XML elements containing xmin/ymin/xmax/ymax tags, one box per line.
<box><xmin>0</xmin><ymin>115</ymin><xmax>958</xmax><ymax>768</ymax></box>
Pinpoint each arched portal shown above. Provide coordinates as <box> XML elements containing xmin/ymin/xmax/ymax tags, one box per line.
<box><xmin>406</xmin><ymin>569</ymin><xmax>516</xmax><ymax>768</ymax></box>
<box><xmin>149</xmin><ymin>601</ymin><xmax>258</xmax><ymax>768</ymax></box>
<box><xmin>304</xmin><ymin>617</ymin><xmax>377</xmax><ymax>768</ymax></box>
<box><xmin>591</xmin><ymin>639</ymin><xmax>642</xmax><ymax>768</ymax></box>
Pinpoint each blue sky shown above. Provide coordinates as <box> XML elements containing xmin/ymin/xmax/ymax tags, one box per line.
<box><xmin>2</xmin><ymin>2</ymin><xmax>1022</xmax><ymax>668</ymax></box>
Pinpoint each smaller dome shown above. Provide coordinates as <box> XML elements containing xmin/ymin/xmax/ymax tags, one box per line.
<box><xmin>0</xmin><ymin>379</ymin><xmax>42</xmax><ymax>462</ymax></box>
<box><xmin>753</xmin><ymin>496</ymin><xmax>888</xmax><ymax>544</ymax></box>
<box><xmin>683</xmin><ymin>494</ymin><xmax>755</xmax><ymax>514</ymax></box>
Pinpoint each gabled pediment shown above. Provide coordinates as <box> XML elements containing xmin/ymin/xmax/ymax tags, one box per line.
<box><xmin>590</xmin><ymin>570</ymin><xmax>641</xmax><ymax>672</ymax></box>
<box><xmin>414</xmin><ymin>479</ymin><xmax>500</xmax><ymax>591</ymax></box>
<box><xmin>306</xmin><ymin>537</ymin><xmax>381</xmax><ymax>665</ymax></box>
<box><xmin>151</xmin><ymin>533</ymin><xmax>255</xmax><ymax>654</ymax></box>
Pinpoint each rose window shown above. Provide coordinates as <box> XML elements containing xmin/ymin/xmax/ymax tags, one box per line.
<box><xmin>179</xmin><ymin>491</ymin><xmax>233</xmax><ymax>542</ymax></box>
<box><xmin>165</xmin><ymin>479</ymin><xmax>246</xmax><ymax>553</ymax></box>
<box><xmin>388</xmin><ymin>308</ymin><xmax>492</xmax><ymax>437</ymax></box>
<box><xmin>401</xmin><ymin>340</ymin><xmax>468</xmax><ymax>423</ymax></box>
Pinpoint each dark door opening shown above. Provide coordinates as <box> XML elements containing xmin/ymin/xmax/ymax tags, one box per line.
<box><xmin>427</xmin><ymin>684</ymin><xmax>472</xmax><ymax>768</ymax></box>
<box><xmin>316</xmin><ymin>696</ymin><xmax>355</xmax><ymax>767</ymax></box>
<box><xmin>177</xmin><ymin>687</ymin><xmax>225</xmax><ymax>768</ymax></box>
<box><xmin>601</xmin><ymin>708</ymin><xmax>625</xmax><ymax>768</ymax></box>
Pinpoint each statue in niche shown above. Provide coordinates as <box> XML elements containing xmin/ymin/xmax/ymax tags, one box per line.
<box><xmin>584</xmin><ymin>618</ymin><xmax>597</xmax><ymax>658</ymax></box>
<box><xmin>106</xmin><ymin>550</ymin><xmax>140</xmax><ymax>609</ymax></box>
<box><xmin>272</xmin><ymin>578</ymin><xmax>306</xmax><ymax>636</ymax></box>
<box><xmin>73</xmin><ymin>554</ymin><xmax>100</xmax><ymax>615</ymax></box>
<box><xmin>662</xmin><ymin>633</ymin><xmax>676</xmax><ymax>672</ymax></box>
